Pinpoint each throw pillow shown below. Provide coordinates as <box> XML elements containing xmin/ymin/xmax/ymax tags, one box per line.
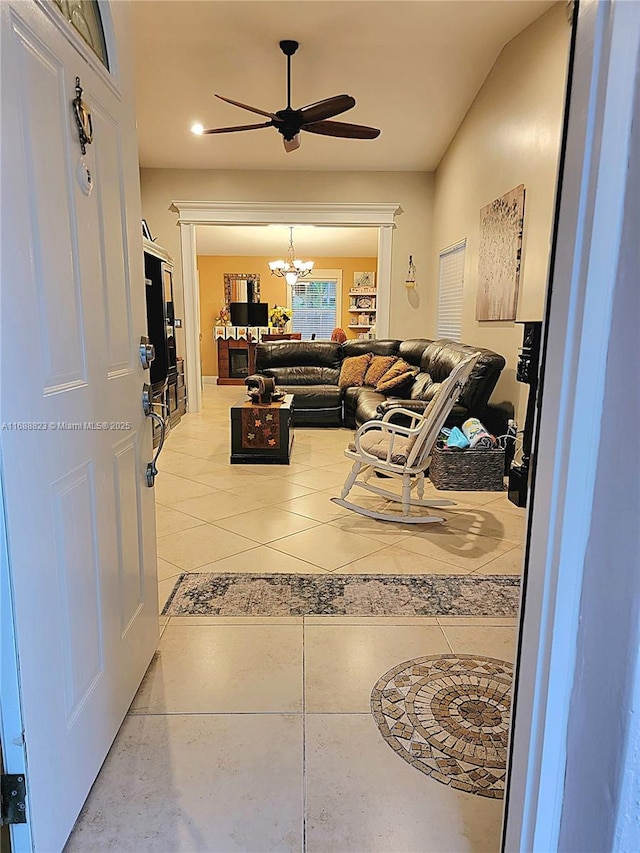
<box><xmin>364</xmin><ymin>355</ymin><xmax>398</xmax><ymax>387</ymax></box>
<box><xmin>338</xmin><ymin>353</ymin><xmax>373</xmax><ymax>389</ymax></box>
<box><xmin>375</xmin><ymin>359</ymin><xmax>418</xmax><ymax>394</ymax></box>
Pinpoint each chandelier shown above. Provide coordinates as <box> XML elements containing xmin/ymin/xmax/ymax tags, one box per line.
<box><xmin>269</xmin><ymin>227</ymin><xmax>314</xmax><ymax>286</ymax></box>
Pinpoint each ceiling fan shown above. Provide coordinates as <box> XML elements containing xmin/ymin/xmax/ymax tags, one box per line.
<box><xmin>192</xmin><ymin>40</ymin><xmax>381</xmax><ymax>153</ymax></box>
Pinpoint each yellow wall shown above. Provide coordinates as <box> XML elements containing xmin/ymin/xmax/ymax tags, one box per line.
<box><xmin>198</xmin><ymin>255</ymin><xmax>377</xmax><ymax>376</ymax></box>
<box><xmin>431</xmin><ymin>4</ymin><xmax>570</xmax><ymax>423</ymax></box>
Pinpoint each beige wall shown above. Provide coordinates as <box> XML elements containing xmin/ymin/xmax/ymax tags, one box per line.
<box><xmin>139</xmin><ymin>169</ymin><xmax>434</xmax><ymax>360</ymax></box>
<box><xmin>198</xmin><ymin>254</ymin><xmax>376</xmax><ymax>376</ymax></box>
<box><xmin>431</xmin><ymin>3</ymin><xmax>570</xmax><ymax>423</ymax></box>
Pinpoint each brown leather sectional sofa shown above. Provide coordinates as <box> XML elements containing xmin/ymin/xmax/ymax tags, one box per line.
<box><xmin>255</xmin><ymin>338</ymin><xmax>507</xmax><ymax>430</ymax></box>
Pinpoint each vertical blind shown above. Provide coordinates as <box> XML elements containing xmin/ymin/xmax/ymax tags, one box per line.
<box><xmin>437</xmin><ymin>241</ymin><xmax>466</xmax><ymax>341</ymax></box>
<box><xmin>291</xmin><ymin>279</ymin><xmax>338</xmax><ymax>340</ymax></box>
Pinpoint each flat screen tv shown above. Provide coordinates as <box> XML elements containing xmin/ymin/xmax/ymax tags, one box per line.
<box><xmin>248</xmin><ymin>302</ymin><xmax>268</xmax><ymax>326</ymax></box>
<box><xmin>229</xmin><ymin>302</ymin><xmax>249</xmax><ymax>326</ymax></box>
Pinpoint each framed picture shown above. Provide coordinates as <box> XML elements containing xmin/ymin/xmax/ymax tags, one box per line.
<box><xmin>353</xmin><ymin>271</ymin><xmax>375</xmax><ymax>289</ymax></box>
<box><xmin>476</xmin><ymin>184</ymin><xmax>526</xmax><ymax>321</ymax></box>
<box><xmin>142</xmin><ymin>219</ymin><xmax>152</xmax><ymax>241</ymax></box>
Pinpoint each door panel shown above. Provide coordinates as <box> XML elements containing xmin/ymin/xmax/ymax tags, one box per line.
<box><xmin>92</xmin><ymin>100</ymin><xmax>134</xmax><ymax>377</ymax></box>
<box><xmin>0</xmin><ymin>2</ymin><xmax>158</xmax><ymax>850</ymax></box>
<box><xmin>53</xmin><ymin>463</ymin><xmax>104</xmax><ymax>722</ymax></box>
<box><xmin>113</xmin><ymin>434</ymin><xmax>144</xmax><ymax>634</ymax></box>
<box><xmin>15</xmin><ymin>19</ymin><xmax>87</xmax><ymax>392</ymax></box>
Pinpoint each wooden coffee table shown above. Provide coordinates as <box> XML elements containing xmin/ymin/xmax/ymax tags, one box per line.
<box><xmin>230</xmin><ymin>394</ymin><xmax>294</xmax><ymax>464</ymax></box>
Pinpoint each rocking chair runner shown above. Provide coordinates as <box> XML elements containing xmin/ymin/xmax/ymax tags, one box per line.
<box><xmin>331</xmin><ymin>352</ymin><xmax>481</xmax><ymax>523</ymax></box>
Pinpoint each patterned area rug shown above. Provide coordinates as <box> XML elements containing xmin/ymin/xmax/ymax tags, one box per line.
<box><xmin>371</xmin><ymin>654</ymin><xmax>513</xmax><ymax>799</ymax></box>
<box><xmin>162</xmin><ymin>573</ymin><xmax>520</xmax><ymax>617</ymax></box>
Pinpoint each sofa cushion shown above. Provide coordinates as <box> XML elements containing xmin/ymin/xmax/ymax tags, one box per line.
<box><xmin>375</xmin><ymin>359</ymin><xmax>417</xmax><ymax>393</ymax></box>
<box><xmin>344</xmin><ymin>387</ymin><xmax>386</xmax><ymax>428</ymax></box>
<box><xmin>256</xmin><ymin>341</ymin><xmax>342</xmax><ymax>371</ymax></box>
<box><xmin>265</xmin><ymin>365</ymin><xmax>340</xmax><ymax>386</ymax></box>
<box><xmin>339</xmin><ymin>354</ymin><xmax>372</xmax><ymax>389</ymax></box>
<box><xmin>349</xmin><ymin>432</ymin><xmax>414</xmax><ymax>466</ymax></box>
<box><xmin>364</xmin><ymin>355</ymin><xmax>398</xmax><ymax>387</ymax></box>
<box><xmin>341</xmin><ymin>339</ymin><xmax>400</xmax><ymax>358</ymax></box>
<box><xmin>277</xmin><ymin>385</ymin><xmax>342</xmax><ymax>410</ymax></box>
<box><xmin>377</xmin><ymin>371</ymin><xmax>416</xmax><ymax>395</ymax></box>
<box><xmin>397</xmin><ymin>338</ymin><xmax>434</xmax><ymax>367</ymax></box>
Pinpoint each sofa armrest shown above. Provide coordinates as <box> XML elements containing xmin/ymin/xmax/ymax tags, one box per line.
<box><xmin>376</xmin><ymin>399</ymin><xmax>429</xmax><ymax>417</ymax></box>
<box><xmin>380</xmin><ymin>407</ymin><xmax>423</xmax><ymax>427</ymax></box>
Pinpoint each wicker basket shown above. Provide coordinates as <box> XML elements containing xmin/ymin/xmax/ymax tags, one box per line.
<box><xmin>429</xmin><ymin>446</ymin><xmax>505</xmax><ymax>491</ymax></box>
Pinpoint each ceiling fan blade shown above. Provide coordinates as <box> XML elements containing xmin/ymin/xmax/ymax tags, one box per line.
<box><xmin>201</xmin><ymin>121</ymin><xmax>273</xmax><ymax>135</ymax></box>
<box><xmin>215</xmin><ymin>94</ymin><xmax>279</xmax><ymax>121</ymax></box>
<box><xmin>298</xmin><ymin>95</ymin><xmax>356</xmax><ymax>124</ymax></box>
<box><xmin>302</xmin><ymin>120</ymin><xmax>380</xmax><ymax>140</ymax></box>
<box><xmin>283</xmin><ymin>134</ymin><xmax>301</xmax><ymax>153</ymax></box>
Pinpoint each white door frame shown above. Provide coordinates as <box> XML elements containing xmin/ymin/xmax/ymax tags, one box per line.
<box><xmin>504</xmin><ymin>0</ymin><xmax>640</xmax><ymax>849</ymax></box>
<box><xmin>170</xmin><ymin>201</ymin><xmax>400</xmax><ymax>414</ymax></box>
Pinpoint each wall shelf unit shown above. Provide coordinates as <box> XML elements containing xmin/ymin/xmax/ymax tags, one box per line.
<box><xmin>348</xmin><ymin>286</ymin><xmax>377</xmax><ymax>337</ymax></box>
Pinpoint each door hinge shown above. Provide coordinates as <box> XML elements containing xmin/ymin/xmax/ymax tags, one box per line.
<box><xmin>0</xmin><ymin>774</ymin><xmax>27</xmax><ymax>825</ymax></box>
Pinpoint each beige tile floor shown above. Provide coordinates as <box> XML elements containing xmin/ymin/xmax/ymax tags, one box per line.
<box><xmin>67</xmin><ymin>384</ymin><xmax>525</xmax><ymax>852</ymax></box>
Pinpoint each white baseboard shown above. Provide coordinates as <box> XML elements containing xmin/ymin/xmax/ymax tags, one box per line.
<box><xmin>203</xmin><ymin>375</ymin><xmax>217</xmax><ymax>385</ymax></box>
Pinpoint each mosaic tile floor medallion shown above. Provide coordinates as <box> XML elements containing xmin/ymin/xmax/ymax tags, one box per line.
<box><xmin>371</xmin><ymin>654</ymin><xmax>514</xmax><ymax>799</ymax></box>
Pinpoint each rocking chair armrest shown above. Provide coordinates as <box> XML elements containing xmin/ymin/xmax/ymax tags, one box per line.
<box><xmin>353</xmin><ymin>419</ymin><xmax>419</xmax><ymax>465</ymax></box>
<box><xmin>355</xmin><ymin>420</ymin><xmax>416</xmax><ymax>443</ymax></box>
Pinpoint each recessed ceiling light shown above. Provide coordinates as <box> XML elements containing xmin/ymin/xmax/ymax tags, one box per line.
<box><xmin>190</xmin><ymin>122</ymin><xmax>204</xmax><ymax>136</ymax></box>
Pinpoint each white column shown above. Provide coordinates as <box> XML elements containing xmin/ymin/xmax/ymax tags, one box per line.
<box><xmin>179</xmin><ymin>222</ymin><xmax>202</xmax><ymax>413</ymax></box>
<box><xmin>376</xmin><ymin>224</ymin><xmax>394</xmax><ymax>338</ymax></box>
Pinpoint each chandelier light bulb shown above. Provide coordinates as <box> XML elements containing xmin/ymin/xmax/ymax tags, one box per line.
<box><xmin>285</xmin><ymin>271</ymin><xmax>298</xmax><ymax>286</ymax></box>
<box><xmin>191</xmin><ymin>122</ymin><xmax>204</xmax><ymax>136</ymax></box>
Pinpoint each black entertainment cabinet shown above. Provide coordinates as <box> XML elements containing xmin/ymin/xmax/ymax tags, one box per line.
<box><xmin>143</xmin><ymin>239</ymin><xmax>185</xmax><ymax>444</ymax></box>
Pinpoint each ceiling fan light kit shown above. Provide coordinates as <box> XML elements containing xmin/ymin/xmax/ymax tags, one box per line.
<box><xmin>193</xmin><ymin>40</ymin><xmax>381</xmax><ymax>153</ymax></box>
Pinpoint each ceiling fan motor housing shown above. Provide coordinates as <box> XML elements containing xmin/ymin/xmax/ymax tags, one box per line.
<box><xmin>275</xmin><ymin>108</ymin><xmax>305</xmax><ymax>141</ymax></box>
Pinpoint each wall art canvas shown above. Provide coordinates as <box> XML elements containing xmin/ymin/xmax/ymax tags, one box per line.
<box><xmin>353</xmin><ymin>271</ymin><xmax>375</xmax><ymax>289</ymax></box>
<box><xmin>476</xmin><ymin>184</ymin><xmax>526</xmax><ymax>321</ymax></box>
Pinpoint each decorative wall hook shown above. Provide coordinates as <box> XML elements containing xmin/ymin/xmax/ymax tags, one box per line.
<box><xmin>72</xmin><ymin>77</ymin><xmax>93</xmax><ymax>155</ymax></box>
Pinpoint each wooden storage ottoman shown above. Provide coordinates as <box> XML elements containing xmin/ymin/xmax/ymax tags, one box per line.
<box><xmin>429</xmin><ymin>446</ymin><xmax>505</xmax><ymax>491</ymax></box>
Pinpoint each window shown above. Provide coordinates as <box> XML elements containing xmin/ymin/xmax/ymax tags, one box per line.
<box><xmin>289</xmin><ymin>272</ymin><xmax>341</xmax><ymax>340</ymax></box>
<box><xmin>437</xmin><ymin>241</ymin><xmax>466</xmax><ymax>341</ymax></box>
<box><xmin>52</xmin><ymin>0</ymin><xmax>109</xmax><ymax>68</ymax></box>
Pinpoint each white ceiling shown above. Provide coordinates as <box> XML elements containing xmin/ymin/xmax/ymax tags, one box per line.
<box><xmin>132</xmin><ymin>0</ymin><xmax>555</xmax><ymax>172</ymax></box>
<box><xmin>196</xmin><ymin>225</ymin><xmax>379</xmax><ymax>257</ymax></box>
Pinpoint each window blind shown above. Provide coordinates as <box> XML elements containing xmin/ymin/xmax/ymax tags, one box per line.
<box><xmin>291</xmin><ymin>279</ymin><xmax>337</xmax><ymax>340</ymax></box>
<box><xmin>437</xmin><ymin>241</ymin><xmax>466</xmax><ymax>341</ymax></box>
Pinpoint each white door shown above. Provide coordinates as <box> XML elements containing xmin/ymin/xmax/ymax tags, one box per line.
<box><xmin>0</xmin><ymin>2</ymin><xmax>158</xmax><ymax>850</ymax></box>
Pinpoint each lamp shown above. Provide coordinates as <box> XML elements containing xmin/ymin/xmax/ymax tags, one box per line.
<box><xmin>269</xmin><ymin>227</ymin><xmax>314</xmax><ymax>287</ymax></box>
<box><xmin>405</xmin><ymin>255</ymin><xmax>417</xmax><ymax>288</ymax></box>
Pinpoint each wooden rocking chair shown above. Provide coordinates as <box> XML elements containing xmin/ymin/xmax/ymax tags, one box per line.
<box><xmin>331</xmin><ymin>352</ymin><xmax>481</xmax><ymax>523</ymax></box>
